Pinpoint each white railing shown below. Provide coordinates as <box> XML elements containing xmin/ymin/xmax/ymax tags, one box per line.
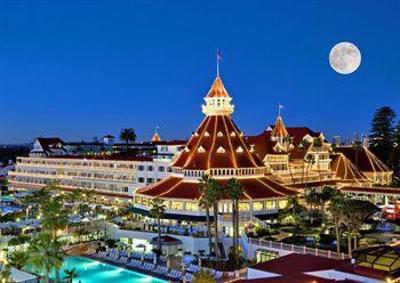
<box><xmin>248</xmin><ymin>238</ymin><xmax>347</xmax><ymax>260</ymax></box>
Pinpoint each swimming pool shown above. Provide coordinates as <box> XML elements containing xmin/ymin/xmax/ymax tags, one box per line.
<box><xmin>40</xmin><ymin>256</ymin><xmax>166</xmax><ymax>283</ymax></box>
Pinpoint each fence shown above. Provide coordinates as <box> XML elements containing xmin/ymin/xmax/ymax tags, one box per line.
<box><xmin>248</xmin><ymin>238</ymin><xmax>348</xmax><ymax>260</ymax></box>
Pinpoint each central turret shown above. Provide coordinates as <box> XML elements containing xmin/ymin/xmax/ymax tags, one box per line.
<box><xmin>202</xmin><ymin>77</ymin><xmax>234</xmax><ymax>116</ymax></box>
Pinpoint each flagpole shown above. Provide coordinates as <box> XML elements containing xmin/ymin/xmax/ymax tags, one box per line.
<box><xmin>216</xmin><ymin>50</ymin><xmax>220</xmax><ymax>77</ymax></box>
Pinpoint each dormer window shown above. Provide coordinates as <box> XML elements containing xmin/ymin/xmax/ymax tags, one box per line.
<box><xmin>236</xmin><ymin>146</ymin><xmax>244</xmax><ymax>153</ymax></box>
<box><xmin>198</xmin><ymin>146</ymin><xmax>206</xmax><ymax>153</ymax></box>
<box><xmin>217</xmin><ymin>131</ymin><xmax>224</xmax><ymax>137</ymax></box>
<box><xmin>194</xmin><ymin>132</ymin><xmax>199</xmax><ymax>137</ymax></box>
<box><xmin>217</xmin><ymin>146</ymin><xmax>226</xmax><ymax>153</ymax></box>
<box><xmin>204</xmin><ymin>131</ymin><xmax>210</xmax><ymax>137</ymax></box>
<box><xmin>230</xmin><ymin>132</ymin><xmax>236</xmax><ymax>137</ymax></box>
<box><xmin>184</xmin><ymin>147</ymin><xmax>190</xmax><ymax>153</ymax></box>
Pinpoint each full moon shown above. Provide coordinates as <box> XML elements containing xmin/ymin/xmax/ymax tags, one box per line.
<box><xmin>329</xmin><ymin>42</ymin><xmax>361</xmax><ymax>74</ymax></box>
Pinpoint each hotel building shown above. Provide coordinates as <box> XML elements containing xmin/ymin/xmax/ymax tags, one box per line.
<box><xmin>8</xmin><ymin>137</ymin><xmax>186</xmax><ymax>202</ymax></box>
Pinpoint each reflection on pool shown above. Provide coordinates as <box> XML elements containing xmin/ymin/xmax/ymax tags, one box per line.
<box><xmin>54</xmin><ymin>256</ymin><xmax>166</xmax><ymax>283</ymax></box>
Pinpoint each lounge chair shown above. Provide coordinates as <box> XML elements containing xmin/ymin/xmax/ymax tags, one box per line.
<box><xmin>184</xmin><ymin>273</ymin><xmax>194</xmax><ymax>282</ymax></box>
<box><xmin>168</xmin><ymin>270</ymin><xmax>182</xmax><ymax>281</ymax></box>
<box><xmin>214</xmin><ymin>271</ymin><xmax>223</xmax><ymax>279</ymax></box>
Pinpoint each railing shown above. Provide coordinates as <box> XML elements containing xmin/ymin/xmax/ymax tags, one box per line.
<box><xmin>248</xmin><ymin>238</ymin><xmax>348</xmax><ymax>260</ymax></box>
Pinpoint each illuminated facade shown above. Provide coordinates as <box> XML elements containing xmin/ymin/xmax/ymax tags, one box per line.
<box><xmin>133</xmin><ymin>76</ymin><xmax>298</xmax><ymax>221</ymax></box>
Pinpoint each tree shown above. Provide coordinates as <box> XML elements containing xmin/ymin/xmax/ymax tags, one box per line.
<box><xmin>304</xmin><ymin>154</ymin><xmax>316</xmax><ymax>188</ymax></box>
<box><xmin>343</xmin><ymin>199</ymin><xmax>378</xmax><ymax>253</ymax></box>
<box><xmin>283</xmin><ymin>136</ymin><xmax>296</xmax><ymax>184</ymax></box>
<box><xmin>209</xmin><ymin>179</ymin><xmax>223</xmax><ymax>263</ymax></box>
<box><xmin>199</xmin><ymin>175</ymin><xmax>214</xmax><ymax>256</ymax></box>
<box><xmin>64</xmin><ymin>267</ymin><xmax>80</xmax><ymax>283</ymax></box>
<box><xmin>226</xmin><ymin>178</ymin><xmax>244</xmax><ymax>267</ymax></box>
<box><xmin>304</xmin><ymin>188</ymin><xmax>321</xmax><ymax>225</ymax></box>
<box><xmin>27</xmin><ymin>233</ymin><xmax>65</xmax><ymax>283</ymax></box>
<box><xmin>41</xmin><ymin>195</ymin><xmax>69</xmax><ymax>239</ymax></box>
<box><xmin>329</xmin><ymin>190</ymin><xmax>346</xmax><ymax>254</ymax></box>
<box><xmin>0</xmin><ymin>265</ymin><xmax>12</xmax><ymax>283</ymax></box>
<box><xmin>369</xmin><ymin>106</ymin><xmax>396</xmax><ymax>165</ymax></box>
<box><xmin>7</xmin><ymin>249</ymin><xmax>28</xmax><ymax>269</ymax></box>
<box><xmin>119</xmin><ymin>128</ymin><xmax>136</xmax><ymax>153</ymax></box>
<box><xmin>149</xmin><ymin>197</ymin><xmax>166</xmax><ymax>253</ymax></box>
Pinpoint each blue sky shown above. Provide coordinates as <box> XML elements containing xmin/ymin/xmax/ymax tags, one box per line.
<box><xmin>0</xmin><ymin>1</ymin><xmax>399</xmax><ymax>144</ymax></box>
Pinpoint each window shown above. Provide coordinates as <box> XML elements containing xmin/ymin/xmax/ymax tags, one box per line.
<box><xmin>158</xmin><ymin>166</ymin><xmax>165</xmax><ymax>172</ymax></box>
<box><xmin>186</xmin><ymin>202</ymin><xmax>198</xmax><ymax>211</ymax></box>
<box><xmin>138</xmin><ymin>165</ymin><xmax>145</xmax><ymax>171</ymax></box>
<box><xmin>123</xmin><ymin>187</ymin><xmax>129</xmax><ymax>193</ymax></box>
<box><xmin>148</xmin><ymin>166</ymin><xmax>153</xmax><ymax>171</ymax></box>
<box><xmin>253</xmin><ymin>202</ymin><xmax>263</xmax><ymax>211</ymax></box>
<box><xmin>138</xmin><ymin>177</ymin><xmax>145</xmax><ymax>183</ymax></box>
<box><xmin>147</xmin><ymin>178</ymin><xmax>154</xmax><ymax>183</ymax></box>
<box><xmin>239</xmin><ymin>203</ymin><xmax>250</xmax><ymax>212</ymax></box>
<box><xmin>171</xmin><ymin>201</ymin><xmax>183</xmax><ymax>210</ymax></box>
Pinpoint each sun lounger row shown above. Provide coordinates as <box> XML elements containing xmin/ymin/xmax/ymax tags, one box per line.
<box><xmin>186</xmin><ymin>264</ymin><xmax>200</xmax><ymax>273</ymax></box>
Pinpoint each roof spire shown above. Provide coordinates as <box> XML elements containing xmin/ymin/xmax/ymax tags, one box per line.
<box><xmin>151</xmin><ymin>126</ymin><xmax>161</xmax><ymax>142</ymax></box>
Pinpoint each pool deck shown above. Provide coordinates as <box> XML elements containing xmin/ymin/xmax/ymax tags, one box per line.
<box><xmin>85</xmin><ymin>254</ymin><xmax>172</xmax><ymax>282</ymax></box>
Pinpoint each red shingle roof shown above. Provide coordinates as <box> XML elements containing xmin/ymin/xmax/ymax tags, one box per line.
<box><xmin>172</xmin><ymin>115</ymin><xmax>264</xmax><ymax>170</ymax></box>
<box><xmin>136</xmin><ymin>176</ymin><xmax>297</xmax><ymax>200</ymax></box>
<box><xmin>335</xmin><ymin>146</ymin><xmax>391</xmax><ymax>173</ymax></box>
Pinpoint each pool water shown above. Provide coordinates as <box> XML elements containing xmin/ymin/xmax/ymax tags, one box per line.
<box><xmin>45</xmin><ymin>256</ymin><xmax>166</xmax><ymax>283</ymax></box>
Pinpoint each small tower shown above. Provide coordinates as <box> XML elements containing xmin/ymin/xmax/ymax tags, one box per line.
<box><xmin>151</xmin><ymin>128</ymin><xmax>161</xmax><ymax>143</ymax></box>
<box><xmin>271</xmin><ymin>115</ymin><xmax>289</xmax><ymax>142</ymax></box>
<box><xmin>201</xmin><ymin>77</ymin><xmax>234</xmax><ymax>116</ymax></box>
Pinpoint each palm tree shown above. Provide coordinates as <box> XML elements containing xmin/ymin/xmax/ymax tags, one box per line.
<box><xmin>283</xmin><ymin>136</ymin><xmax>296</xmax><ymax>184</ymax></box>
<box><xmin>41</xmin><ymin>195</ymin><xmax>69</xmax><ymax>239</ymax></box>
<box><xmin>64</xmin><ymin>267</ymin><xmax>80</xmax><ymax>283</ymax></box>
<box><xmin>298</xmin><ymin>139</ymin><xmax>311</xmax><ymax>184</ymax></box>
<box><xmin>199</xmin><ymin>175</ymin><xmax>213</xmax><ymax>256</ymax></box>
<box><xmin>304</xmin><ymin>189</ymin><xmax>321</xmax><ymax>225</ymax></box>
<box><xmin>313</xmin><ymin>137</ymin><xmax>324</xmax><ymax>188</ymax></box>
<box><xmin>149</xmin><ymin>197</ymin><xmax>166</xmax><ymax>253</ymax></box>
<box><xmin>304</xmin><ymin>154</ymin><xmax>316</xmax><ymax>188</ymax></box>
<box><xmin>27</xmin><ymin>233</ymin><xmax>65</xmax><ymax>283</ymax></box>
<box><xmin>226</xmin><ymin>178</ymin><xmax>244</xmax><ymax>267</ymax></box>
<box><xmin>7</xmin><ymin>249</ymin><xmax>28</xmax><ymax>269</ymax></box>
<box><xmin>209</xmin><ymin>179</ymin><xmax>223</xmax><ymax>262</ymax></box>
<box><xmin>352</xmin><ymin>140</ymin><xmax>363</xmax><ymax>168</ymax></box>
<box><xmin>329</xmin><ymin>190</ymin><xmax>346</xmax><ymax>254</ymax></box>
<box><xmin>119</xmin><ymin>128</ymin><xmax>136</xmax><ymax>154</ymax></box>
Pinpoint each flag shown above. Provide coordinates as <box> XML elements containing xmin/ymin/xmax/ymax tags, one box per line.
<box><xmin>217</xmin><ymin>49</ymin><xmax>223</xmax><ymax>61</ymax></box>
<box><xmin>278</xmin><ymin>103</ymin><xmax>284</xmax><ymax>110</ymax></box>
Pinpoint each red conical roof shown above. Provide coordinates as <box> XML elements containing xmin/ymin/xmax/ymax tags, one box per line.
<box><xmin>271</xmin><ymin>116</ymin><xmax>289</xmax><ymax>138</ymax></box>
<box><xmin>206</xmin><ymin>77</ymin><xmax>230</xmax><ymax>98</ymax></box>
<box><xmin>172</xmin><ymin>115</ymin><xmax>264</xmax><ymax>169</ymax></box>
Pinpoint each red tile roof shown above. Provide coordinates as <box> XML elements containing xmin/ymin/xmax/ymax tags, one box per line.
<box><xmin>136</xmin><ymin>176</ymin><xmax>297</xmax><ymax>200</ymax></box>
<box><xmin>206</xmin><ymin>77</ymin><xmax>230</xmax><ymax>98</ymax></box>
<box><xmin>331</xmin><ymin>153</ymin><xmax>368</xmax><ymax>183</ymax></box>
<box><xmin>335</xmin><ymin>146</ymin><xmax>391</xmax><ymax>173</ymax></box>
<box><xmin>240</xmin><ymin>254</ymin><xmax>385</xmax><ymax>283</ymax></box>
<box><xmin>172</xmin><ymin>115</ymin><xmax>264</xmax><ymax>169</ymax></box>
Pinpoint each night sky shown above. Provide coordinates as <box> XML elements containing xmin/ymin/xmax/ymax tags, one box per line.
<box><xmin>0</xmin><ymin>1</ymin><xmax>399</xmax><ymax>144</ymax></box>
